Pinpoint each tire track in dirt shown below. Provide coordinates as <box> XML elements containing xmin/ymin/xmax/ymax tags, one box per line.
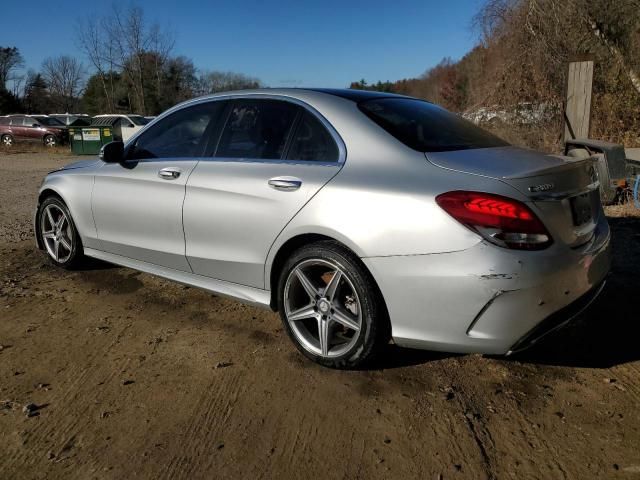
<box><xmin>159</xmin><ymin>371</ymin><xmax>245</xmax><ymax>479</ymax></box>
<box><xmin>610</xmin><ymin>364</ymin><xmax>640</xmax><ymax>402</ymax></box>
<box><xmin>4</xmin><ymin>322</ymin><xmax>133</xmax><ymax>474</ymax></box>
<box><xmin>443</xmin><ymin>358</ymin><xmax>572</xmax><ymax>479</ymax></box>
<box><xmin>433</xmin><ymin>362</ymin><xmax>498</xmax><ymax>480</ymax></box>
<box><xmin>368</xmin><ymin>362</ymin><xmax>499</xmax><ymax>479</ymax></box>
<box><xmin>259</xmin><ymin>408</ymin><xmax>367</xmax><ymax>479</ymax></box>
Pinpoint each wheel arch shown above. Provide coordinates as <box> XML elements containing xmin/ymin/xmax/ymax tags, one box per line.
<box><xmin>35</xmin><ymin>188</ymin><xmax>65</xmax><ymax>250</ymax></box>
<box><xmin>266</xmin><ymin>232</ymin><xmax>390</xmax><ymax>327</ymax></box>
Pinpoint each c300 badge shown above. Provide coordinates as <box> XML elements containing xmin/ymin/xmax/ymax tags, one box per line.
<box><xmin>528</xmin><ymin>183</ymin><xmax>555</xmax><ymax>193</ymax></box>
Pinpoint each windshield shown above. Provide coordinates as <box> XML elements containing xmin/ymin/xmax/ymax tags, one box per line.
<box><xmin>128</xmin><ymin>115</ymin><xmax>150</xmax><ymax>126</ymax></box>
<box><xmin>359</xmin><ymin>98</ymin><xmax>508</xmax><ymax>152</ymax></box>
<box><xmin>33</xmin><ymin>116</ymin><xmax>65</xmax><ymax>126</ymax></box>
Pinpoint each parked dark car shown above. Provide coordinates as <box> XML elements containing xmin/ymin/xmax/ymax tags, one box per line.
<box><xmin>0</xmin><ymin>115</ymin><xmax>69</xmax><ymax>147</ymax></box>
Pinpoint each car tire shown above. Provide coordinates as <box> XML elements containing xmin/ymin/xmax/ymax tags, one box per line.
<box><xmin>37</xmin><ymin>196</ymin><xmax>85</xmax><ymax>269</ymax></box>
<box><xmin>1</xmin><ymin>134</ymin><xmax>14</xmax><ymax>147</ymax></box>
<box><xmin>277</xmin><ymin>240</ymin><xmax>390</xmax><ymax>369</ymax></box>
<box><xmin>43</xmin><ymin>134</ymin><xmax>56</xmax><ymax>147</ymax></box>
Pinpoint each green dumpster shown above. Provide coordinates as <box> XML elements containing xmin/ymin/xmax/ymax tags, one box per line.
<box><xmin>70</xmin><ymin>118</ymin><xmax>116</xmax><ymax>155</ymax></box>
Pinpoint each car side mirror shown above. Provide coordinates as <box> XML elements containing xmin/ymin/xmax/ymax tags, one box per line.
<box><xmin>100</xmin><ymin>141</ymin><xmax>124</xmax><ymax>163</ymax></box>
<box><xmin>32</xmin><ymin>123</ymin><xmax>39</xmax><ymax>128</ymax></box>
<box><xmin>126</xmin><ymin>123</ymin><xmax>135</xmax><ymax>128</ymax></box>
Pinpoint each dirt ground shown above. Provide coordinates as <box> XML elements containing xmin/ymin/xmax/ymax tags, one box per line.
<box><xmin>1</xmin><ymin>150</ymin><xmax>639</xmax><ymax>480</ymax></box>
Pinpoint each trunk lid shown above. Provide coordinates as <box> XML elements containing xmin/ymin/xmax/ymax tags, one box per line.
<box><xmin>426</xmin><ymin>146</ymin><xmax>601</xmax><ymax>248</ymax></box>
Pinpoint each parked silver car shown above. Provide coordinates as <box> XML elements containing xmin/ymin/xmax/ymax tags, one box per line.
<box><xmin>35</xmin><ymin>89</ymin><xmax>611</xmax><ymax>368</ymax></box>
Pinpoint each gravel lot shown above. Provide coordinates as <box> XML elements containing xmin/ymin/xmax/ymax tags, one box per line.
<box><xmin>1</xmin><ymin>150</ymin><xmax>639</xmax><ymax>479</ymax></box>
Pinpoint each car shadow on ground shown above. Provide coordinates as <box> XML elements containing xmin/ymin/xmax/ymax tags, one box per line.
<box><xmin>363</xmin><ymin>345</ymin><xmax>456</xmax><ymax>370</ymax></box>
<box><xmin>509</xmin><ymin>216</ymin><xmax>640</xmax><ymax>369</ymax></box>
<box><xmin>73</xmin><ymin>256</ymin><xmax>119</xmax><ymax>271</ymax></box>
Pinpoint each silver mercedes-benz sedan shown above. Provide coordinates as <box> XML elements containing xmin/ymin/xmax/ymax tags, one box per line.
<box><xmin>35</xmin><ymin>88</ymin><xmax>611</xmax><ymax>368</ymax></box>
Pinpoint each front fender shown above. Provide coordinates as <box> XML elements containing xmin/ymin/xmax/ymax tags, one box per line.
<box><xmin>36</xmin><ymin>172</ymin><xmax>98</xmax><ymax>249</ymax></box>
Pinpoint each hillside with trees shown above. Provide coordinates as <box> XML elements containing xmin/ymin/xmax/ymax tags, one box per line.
<box><xmin>352</xmin><ymin>0</ymin><xmax>640</xmax><ymax>151</ymax></box>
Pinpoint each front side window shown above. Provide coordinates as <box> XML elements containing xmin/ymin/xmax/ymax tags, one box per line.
<box><xmin>24</xmin><ymin>117</ymin><xmax>38</xmax><ymax>126</ymax></box>
<box><xmin>286</xmin><ymin>111</ymin><xmax>339</xmax><ymax>162</ymax></box>
<box><xmin>128</xmin><ymin>102</ymin><xmax>224</xmax><ymax>159</ymax></box>
<box><xmin>216</xmin><ymin>100</ymin><xmax>298</xmax><ymax>160</ymax></box>
<box><xmin>359</xmin><ymin>98</ymin><xmax>508</xmax><ymax>152</ymax></box>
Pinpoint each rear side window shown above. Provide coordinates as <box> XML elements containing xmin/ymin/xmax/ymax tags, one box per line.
<box><xmin>216</xmin><ymin>100</ymin><xmax>298</xmax><ymax>160</ymax></box>
<box><xmin>359</xmin><ymin>98</ymin><xmax>508</xmax><ymax>152</ymax></box>
<box><xmin>34</xmin><ymin>117</ymin><xmax>63</xmax><ymax>126</ymax></box>
<box><xmin>286</xmin><ymin>112</ymin><xmax>339</xmax><ymax>162</ymax></box>
<box><xmin>129</xmin><ymin>102</ymin><xmax>225</xmax><ymax>159</ymax></box>
<box><xmin>0</xmin><ymin>117</ymin><xmax>9</xmax><ymax>125</ymax></box>
<box><xmin>129</xmin><ymin>115</ymin><xmax>150</xmax><ymax>126</ymax></box>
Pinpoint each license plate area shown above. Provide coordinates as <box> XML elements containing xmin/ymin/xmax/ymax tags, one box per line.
<box><xmin>570</xmin><ymin>193</ymin><xmax>593</xmax><ymax>226</ymax></box>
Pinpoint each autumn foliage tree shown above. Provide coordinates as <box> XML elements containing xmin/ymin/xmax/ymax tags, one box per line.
<box><xmin>352</xmin><ymin>0</ymin><xmax>640</xmax><ymax>150</ymax></box>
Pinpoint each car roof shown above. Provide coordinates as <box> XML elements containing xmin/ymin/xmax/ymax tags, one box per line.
<box><xmin>187</xmin><ymin>87</ymin><xmax>413</xmax><ymax>104</ymax></box>
<box><xmin>303</xmin><ymin>88</ymin><xmax>410</xmax><ymax>102</ymax></box>
<box><xmin>94</xmin><ymin>114</ymin><xmax>136</xmax><ymax>118</ymax></box>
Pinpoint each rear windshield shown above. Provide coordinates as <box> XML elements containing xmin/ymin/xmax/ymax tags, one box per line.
<box><xmin>359</xmin><ymin>98</ymin><xmax>508</xmax><ymax>152</ymax></box>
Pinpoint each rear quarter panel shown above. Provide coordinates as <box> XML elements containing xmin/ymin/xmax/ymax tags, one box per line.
<box><xmin>263</xmin><ymin>98</ymin><xmax>529</xmax><ymax>290</ymax></box>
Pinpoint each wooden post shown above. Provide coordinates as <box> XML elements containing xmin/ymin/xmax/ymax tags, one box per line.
<box><xmin>564</xmin><ymin>60</ymin><xmax>594</xmax><ymax>141</ymax></box>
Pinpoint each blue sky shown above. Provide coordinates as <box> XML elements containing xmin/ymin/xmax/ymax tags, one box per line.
<box><xmin>1</xmin><ymin>0</ymin><xmax>483</xmax><ymax>87</ymax></box>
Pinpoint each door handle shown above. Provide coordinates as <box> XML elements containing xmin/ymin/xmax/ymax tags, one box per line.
<box><xmin>158</xmin><ymin>167</ymin><xmax>182</xmax><ymax>180</ymax></box>
<box><xmin>268</xmin><ymin>177</ymin><xmax>302</xmax><ymax>191</ymax></box>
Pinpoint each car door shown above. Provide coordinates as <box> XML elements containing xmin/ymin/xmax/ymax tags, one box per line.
<box><xmin>9</xmin><ymin>117</ymin><xmax>28</xmax><ymax>140</ymax></box>
<box><xmin>23</xmin><ymin>117</ymin><xmax>43</xmax><ymax>141</ymax></box>
<box><xmin>92</xmin><ymin>101</ymin><xmax>226</xmax><ymax>272</ymax></box>
<box><xmin>184</xmin><ymin>98</ymin><xmax>344</xmax><ymax>288</ymax></box>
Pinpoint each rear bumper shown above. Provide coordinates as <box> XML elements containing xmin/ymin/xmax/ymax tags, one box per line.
<box><xmin>362</xmin><ymin>215</ymin><xmax>611</xmax><ymax>355</ymax></box>
<box><xmin>506</xmin><ymin>279</ymin><xmax>606</xmax><ymax>354</ymax></box>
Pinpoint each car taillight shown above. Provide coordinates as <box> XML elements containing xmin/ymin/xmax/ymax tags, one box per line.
<box><xmin>435</xmin><ymin>191</ymin><xmax>552</xmax><ymax>250</ymax></box>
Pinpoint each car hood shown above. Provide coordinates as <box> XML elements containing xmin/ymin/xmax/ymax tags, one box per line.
<box><xmin>59</xmin><ymin>159</ymin><xmax>101</xmax><ymax>171</ymax></box>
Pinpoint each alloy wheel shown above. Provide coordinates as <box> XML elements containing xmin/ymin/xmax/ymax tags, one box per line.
<box><xmin>284</xmin><ymin>258</ymin><xmax>362</xmax><ymax>358</ymax></box>
<box><xmin>2</xmin><ymin>135</ymin><xmax>13</xmax><ymax>146</ymax></box>
<box><xmin>44</xmin><ymin>135</ymin><xmax>56</xmax><ymax>147</ymax></box>
<box><xmin>40</xmin><ymin>204</ymin><xmax>74</xmax><ymax>263</ymax></box>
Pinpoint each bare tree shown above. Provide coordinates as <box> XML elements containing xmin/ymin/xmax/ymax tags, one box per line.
<box><xmin>8</xmin><ymin>74</ymin><xmax>24</xmax><ymax>98</ymax></box>
<box><xmin>77</xmin><ymin>17</ymin><xmax>117</xmax><ymax>112</ymax></box>
<box><xmin>105</xmin><ymin>5</ymin><xmax>172</xmax><ymax>113</ymax></box>
<box><xmin>0</xmin><ymin>46</ymin><xmax>24</xmax><ymax>91</ymax></box>
<box><xmin>77</xmin><ymin>5</ymin><xmax>174</xmax><ymax>114</ymax></box>
<box><xmin>41</xmin><ymin>56</ymin><xmax>85</xmax><ymax>112</ymax></box>
<box><xmin>196</xmin><ymin>71</ymin><xmax>261</xmax><ymax>95</ymax></box>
